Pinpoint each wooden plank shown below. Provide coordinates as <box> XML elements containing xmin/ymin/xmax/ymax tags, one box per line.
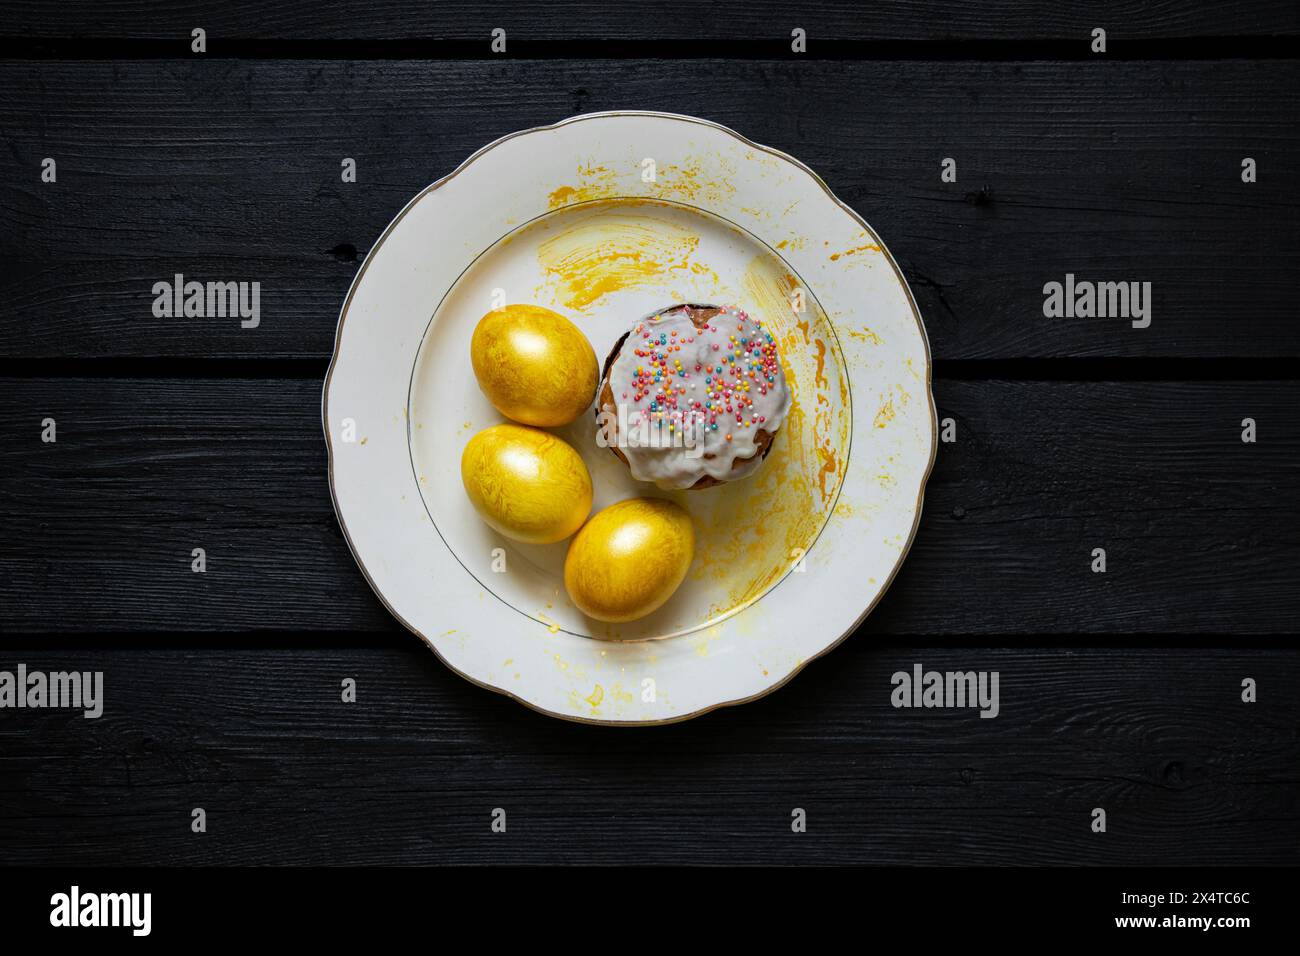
<box><xmin>2</xmin><ymin>60</ymin><xmax>1299</xmax><ymax>361</ymax></box>
<box><xmin>0</xmin><ymin>643</ymin><xmax>1294</xmax><ymax>864</ymax></box>
<box><xmin>2</xmin><ymin>377</ymin><xmax>1296</xmax><ymax>634</ymax></box>
<box><xmin>5</xmin><ymin>0</ymin><xmax>1299</xmax><ymax>42</ymax></box>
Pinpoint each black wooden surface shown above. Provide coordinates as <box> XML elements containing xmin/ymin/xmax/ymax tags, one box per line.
<box><xmin>1</xmin><ymin>1</ymin><xmax>1298</xmax><ymax>867</ymax></box>
<box><xmin>3</xmin><ymin>60</ymin><xmax>1300</xmax><ymax>361</ymax></box>
<box><xmin>2</xmin><ymin>378</ymin><xmax>1298</xmax><ymax>634</ymax></box>
<box><xmin>2</xmin><ymin>643</ymin><xmax>1297</xmax><ymax>865</ymax></box>
<box><xmin>5</xmin><ymin>0</ymin><xmax>1299</xmax><ymax>42</ymax></box>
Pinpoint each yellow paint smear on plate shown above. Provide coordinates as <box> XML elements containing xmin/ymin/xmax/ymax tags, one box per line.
<box><xmin>874</xmin><ymin>398</ymin><xmax>896</xmax><ymax>429</ymax></box>
<box><xmin>547</xmin><ymin>157</ymin><xmax>737</xmax><ymax>211</ymax></box>
<box><xmin>673</xmin><ymin>253</ymin><xmax>851</xmax><ymax>618</ymax></box>
<box><xmin>744</xmin><ymin>255</ymin><xmax>849</xmax><ymax>499</ymax></box>
<box><xmin>872</xmin><ymin>383</ymin><xmax>912</xmax><ymax>430</ymax></box>
<box><xmin>829</xmin><ymin>243</ymin><xmax>881</xmax><ymax>261</ymax></box>
<box><xmin>536</xmin><ymin>207</ymin><xmax>701</xmax><ymax>311</ymax></box>
<box><xmin>843</xmin><ymin>326</ymin><xmax>882</xmax><ymax>346</ymax></box>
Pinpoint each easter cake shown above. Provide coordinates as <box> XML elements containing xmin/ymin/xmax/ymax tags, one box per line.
<box><xmin>595</xmin><ymin>304</ymin><xmax>793</xmax><ymax>490</ymax></box>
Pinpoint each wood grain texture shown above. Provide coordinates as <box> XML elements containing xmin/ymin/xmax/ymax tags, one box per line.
<box><xmin>3</xmin><ymin>0</ymin><xmax>1298</xmax><ymax>41</ymax></box>
<box><xmin>0</xmin><ymin>643</ymin><xmax>1294</xmax><ymax>865</ymax></box>
<box><xmin>2</xmin><ymin>60</ymin><xmax>1299</xmax><ymax>361</ymax></box>
<box><xmin>2</xmin><ymin>7</ymin><xmax>1297</xmax><ymax>872</ymax></box>
<box><xmin>2</xmin><ymin>377</ymin><xmax>1296</xmax><ymax>634</ymax></box>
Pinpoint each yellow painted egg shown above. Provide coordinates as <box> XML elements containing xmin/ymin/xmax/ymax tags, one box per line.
<box><xmin>461</xmin><ymin>424</ymin><xmax>592</xmax><ymax>544</ymax></box>
<box><xmin>564</xmin><ymin>498</ymin><xmax>695</xmax><ymax>623</ymax></box>
<box><xmin>470</xmin><ymin>304</ymin><xmax>598</xmax><ymax>427</ymax></box>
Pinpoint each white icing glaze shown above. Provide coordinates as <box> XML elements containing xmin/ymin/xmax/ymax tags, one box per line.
<box><xmin>600</xmin><ymin>304</ymin><xmax>792</xmax><ymax>490</ymax></box>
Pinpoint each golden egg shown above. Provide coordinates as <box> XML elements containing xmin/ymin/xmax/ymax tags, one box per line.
<box><xmin>461</xmin><ymin>424</ymin><xmax>592</xmax><ymax>544</ymax></box>
<box><xmin>563</xmin><ymin>498</ymin><xmax>695</xmax><ymax>623</ymax></box>
<box><xmin>470</xmin><ymin>304</ymin><xmax>598</xmax><ymax>427</ymax></box>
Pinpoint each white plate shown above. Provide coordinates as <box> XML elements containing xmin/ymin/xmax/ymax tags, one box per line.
<box><xmin>324</xmin><ymin>112</ymin><xmax>935</xmax><ymax>725</ymax></box>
